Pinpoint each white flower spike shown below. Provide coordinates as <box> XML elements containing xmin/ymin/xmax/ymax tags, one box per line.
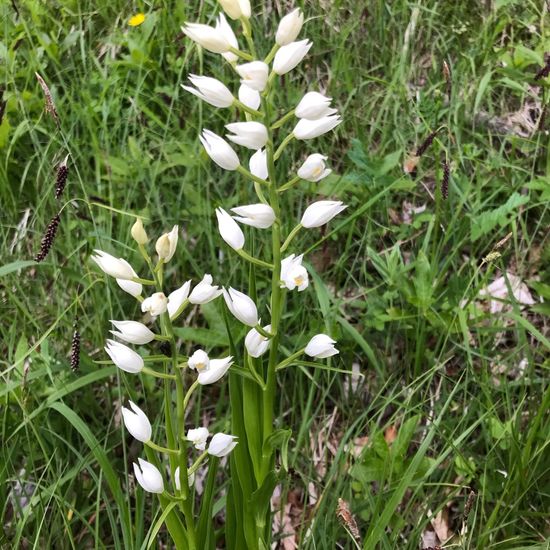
<box><xmin>141</xmin><ymin>292</ymin><xmax>168</xmax><ymax>317</ymax></box>
<box><xmin>91</xmin><ymin>250</ymin><xmax>136</xmax><ymax>280</ymax></box>
<box><xmin>104</xmin><ymin>339</ymin><xmax>144</xmax><ymax>373</ymax></box>
<box><xmin>216</xmin><ymin>14</ymin><xmax>239</xmax><ymax>63</ymax></box>
<box><xmin>249</xmin><ymin>148</ymin><xmax>268</xmax><ymax>180</ymax></box>
<box><xmin>200</xmin><ymin>129</ymin><xmax>240</xmax><ymax>171</ymax></box>
<box><xmin>273</xmin><ymin>39</ymin><xmax>312</xmax><ymax>75</ymax></box>
<box><xmin>305</xmin><ymin>334</ymin><xmax>339</xmax><ymax>358</ymax></box>
<box><xmin>295</xmin><ymin>92</ymin><xmax>337</xmax><ymax>120</ymax></box>
<box><xmin>223</xmin><ymin>287</ymin><xmax>259</xmax><ymax>327</ymax></box>
<box><xmin>236</xmin><ymin>61</ymin><xmax>269</xmax><ymax>92</ymax></box>
<box><xmin>182</xmin><ymin>75</ymin><xmax>235</xmax><ymax>108</ymax></box>
<box><xmin>189</xmin><ymin>274</ymin><xmax>223</xmax><ymax>304</ymax></box>
<box><xmin>110</xmin><ymin>320</ymin><xmax>155</xmax><ymax>345</ymax></box>
<box><xmin>208</xmin><ymin>433</ymin><xmax>238</xmax><ymax>457</ymax></box>
<box><xmin>225</xmin><ymin>121</ymin><xmax>268</xmax><ymax>150</ymax></box>
<box><xmin>293</xmin><ymin>114</ymin><xmax>342</xmax><ymax>140</ymax></box>
<box><xmin>238</xmin><ymin>84</ymin><xmax>261</xmax><ymax>110</ymax></box>
<box><xmin>167</xmin><ymin>281</ymin><xmax>192</xmax><ymax>319</ymax></box>
<box><xmin>133</xmin><ymin>458</ymin><xmax>164</xmax><ymax>494</ymax></box>
<box><xmin>198</xmin><ymin>356</ymin><xmax>233</xmax><ymax>385</ymax></box>
<box><xmin>245</xmin><ymin>325</ymin><xmax>271</xmax><ymax>357</ymax></box>
<box><xmin>216</xmin><ymin>207</ymin><xmax>245</xmax><ymax>250</ymax></box>
<box><xmin>297</xmin><ymin>154</ymin><xmax>332</xmax><ymax>182</ymax></box>
<box><xmin>276</xmin><ymin>8</ymin><xmax>304</xmax><ymax>46</ymax></box>
<box><xmin>187</xmin><ymin>427</ymin><xmax>210</xmax><ymax>450</ymax></box>
<box><xmin>231</xmin><ymin>204</ymin><xmax>276</xmax><ymax>229</ymax></box>
<box><xmin>218</xmin><ymin>0</ymin><xmax>251</xmax><ymax>20</ymax></box>
<box><xmin>121</xmin><ymin>401</ymin><xmax>152</xmax><ymax>443</ymax></box>
<box><xmin>155</xmin><ymin>225</ymin><xmax>178</xmax><ymax>263</ymax></box>
<box><xmin>280</xmin><ymin>254</ymin><xmax>309</xmax><ymax>291</ymax></box>
<box><xmin>301</xmin><ymin>200</ymin><xmax>347</xmax><ymax>228</ymax></box>
<box><xmin>182</xmin><ymin>22</ymin><xmax>231</xmax><ymax>54</ymax></box>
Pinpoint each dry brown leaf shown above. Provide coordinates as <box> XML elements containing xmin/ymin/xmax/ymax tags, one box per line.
<box><xmin>384</xmin><ymin>425</ymin><xmax>398</xmax><ymax>444</ymax></box>
<box><xmin>431</xmin><ymin>507</ymin><xmax>452</xmax><ymax>544</ymax></box>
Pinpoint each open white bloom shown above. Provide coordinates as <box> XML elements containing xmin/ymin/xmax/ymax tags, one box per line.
<box><xmin>131</xmin><ymin>218</ymin><xmax>148</xmax><ymax>245</ymax></box>
<box><xmin>174</xmin><ymin>467</ymin><xmax>195</xmax><ymax>491</ymax></box>
<box><xmin>245</xmin><ymin>325</ymin><xmax>271</xmax><ymax>358</ymax></box>
<box><xmin>295</xmin><ymin>92</ymin><xmax>337</xmax><ymax>120</ymax></box>
<box><xmin>276</xmin><ymin>8</ymin><xmax>304</xmax><ymax>46</ymax></box>
<box><xmin>226</xmin><ymin>121</ymin><xmax>268</xmax><ymax>150</ymax></box>
<box><xmin>141</xmin><ymin>292</ymin><xmax>168</xmax><ymax>317</ymax></box>
<box><xmin>104</xmin><ymin>339</ymin><xmax>144</xmax><ymax>373</ymax></box>
<box><xmin>91</xmin><ymin>250</ymin><xmax>136</xmax><ymax>280</ymax></box>
<box><xmin>188</xmin><ymin>349</ymin><xmax>210</xmax><ymax>372</ymax></box>
<box><xmin>200</xmin><ymin>129</ymin><xmax>240</xmax><ymax>171</ymax></box>
<box><xmin>189</xmin><ymin>274</ymin><xmax>223</xmax><ymax>304</ymax></box>
<box><xmin>110</xmin><ymin>320</ymin><xmax>155</xmax><ymax>345</ymax></box>
<box><xmin>216</xmin><ymin>14</ymin><xmax>239</xmax><ymax>63</ymax></box>
<box><xmin>273</xmin><ymin>39</ymin><xmax>312</xmax><ymax>75</ymax></box>
<box><xmin>297</xmin><ymin>154</ymin><xmax>332</xmax><ymax>182</ymax></box>
<box><xmin>293</xmin><ymin>114</ymin><xmax>342</xmax><ymax>140</ymax></box>
<box><xmin>280</xmin><ymin>254</ymin><xmax>309</xmax><ymax>291</ymax></box>
<box><xmin>218</xmin><ymin>0</ymin><xmax>251</xmax><ymax>19</ymax></box>
<box><xmin>223</xmin><ymin>287</ymin><xmax>259</xmax><ymax>327</ymax></box>
<box><xmin>155</xmin><ymin>225</ymin><xmax>178</xmax><ymax>262</ymax></box>
<box><xmin>305</xmin><ymin>334</ymin><xmax>339</xmax><ymax>358</ymax></box>
<box><xmin>236</xmin><ymin>61</ymin><xmax>269</xmax><ymax>92</ymax></box>
<box><xmin>249</xmin><ymin>148</ymin><xmax>268</xmax><ymax>180</ymax></box>
<box><xmin>216</xmin><ymin>207</ymin><xmax>245</xmax><ymax>250</ymax></box>
<box><xmin>208</xmin><ymin>433</ymin><xmax>238</xmax><ymax>457</ymax></box>
<box><xmin>301</xmin><ymin>200</ymin><xmax>347</xmax><ymax>228</ymax></box>
<box><xmin>198</xmin><ymin>357</ymin><xmax>233</xmax><ymax>385</ymax></box>
<box><xmin>133</xmin><ymin>458</ymin><xmax>164</xmax><ymax>494</ymax></box>
<box><xmin>167</xmin><ymin>280</ymin><xmax>192</xmax><ymax>319</ymax></box>
<box><xmin>182</xmin><ymin>75</ymin><xmax>235</xmax><ymax>108</ymax></box>
<box><xmin>182</xmin><ymin>22</ymin><xmax>231</xmax><ymax>53</ymax></box>
<box><xmin>121</xmin><ymin>401</ymin><xmax>152</xmax><ymax>442</ymax></box>
<box><xmin>231</xmin><ymin>204</ymin><xmax>276</xmax><ymax>229</ymax></box>
<box><xmin>186</xmin><ymin>427</ymin><xmax>210</xmax><ymax>450</ymax></box>
<box><xmin>116</xmin><ymin>259</ymin><xmax>142</xmax><ymax>297</ymax></box>
<box><xmin>238</xmin><ymin>84</ymin><xmax>260</xmax><ymax>110</ymax></box>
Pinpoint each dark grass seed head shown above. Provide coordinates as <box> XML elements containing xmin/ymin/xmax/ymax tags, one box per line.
<box><xmin>34</xmin><ymin>213</ymin><xmax>61</xmax><ymax>262</ymax></box>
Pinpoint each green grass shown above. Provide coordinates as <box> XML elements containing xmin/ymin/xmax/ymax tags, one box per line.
<box><xmin>1</xmin><ymin>0</ymin><xmax>549</xmax><ymax>548</ymax></box>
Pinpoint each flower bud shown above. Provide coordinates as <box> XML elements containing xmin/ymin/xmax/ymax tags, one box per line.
<box><xmin>110</xmin><ymin>320</ymin><xmax>155</xmax><ymax>345</ymax></box>
<box><xmin>238</xmin><ymin>84</ymin><xmax>261</xmax><ymax>110</ymax></box>
<box><xmin>167</xmin><ymin>280</ymin><xmax>192</xmax><ymax>319</ymax></box>
<box><xmin>104</xmin><ymin>339</ymin><xmax>144</xmax><ymax>373</ymax></box>
<box><xmin>218</xmin><ymin>0</ymin><xmax>251</xmax><ymax>20</ymax></box>
<box><xmin>249</xmin><ymin>148</ymin><xmax>268</xmax><ymax>180</ymax></box>
<box><xmin>225</xmin><ymin>121</ymin><xmax>268</xmax><ymax>150</ymax></box>
<box><xmin>200</xmin><ymin>129</ymin><xmax>240</xmax><ymax>171</ymax></box>
<box><xmin>231</xmin><ymin>203</ymin><xmax>276</xmax><ymax>229</ymax></box>
<box><xmin>216</xmin><ymin>14</ymin><xmax>239</xmax><ymax>63</ymax></box>
<box><xmin>198</xmin><ymin>356</ymin><xmax>233</xmax><ymax>385</ymax></box>
<box><xmin>121</xmin><ymin>401</ymin><xmax>152</xmax><ymax>442</ymax></box>
<box><xmin>174</xmin><ymin>467</ymin><xmax>195</xmax><ymax>490</ymax></box>
<box><xmin>188</xmin><ymin>349</ymin><xmax>210</xmax><ymax>372</ymax></box>
<box><xmin>245</xmin><ymin>325</ymin><xmax>271</xmax><ymax>357</ymax></box>
<box><xmin>273</xmin><ymin>39</ymin><xmax>312</xmax><ymax>75</ymax></box>
<box><xmin>141</xmin><ymin>292</ymin><xmax>168</xmax><ymax>317</ymax></box>
<box><xmin>295</xmin><ymin>92</ymin><xmax>336</xmax><ymax>120</ymax></box>
<box><xmin>293</xmin><ymin>114</ymin><xmax>342</xmax><ymax>140</ymax></box>
<box><xmin>182</xmin><ymin>75</ymin><xmax>235</xmax><ymax>108</ymax></box>
<box><xmin>133</xmin><ymin>458</ymin><xmax>164</xmax><ymax>494</ymax></box>
<box><xmin>280</xmin><ymin>254</ymin><xmax>309</xmax><ymax>291</ymax></box>
<box><xmin>116</xmin><ymin>277</ymin><xmax>143</xmax><ymax>298</ymax></box>
<box><xmin>297</xmin><ymin>154</ymin><xmax>332</xmax><ymax>182</ymax></box>
<box><xmin>182</xmin><ymin>22</ymin><xmax>231</xmax><ymax>53</ymax></box>
<box><xmin>187</xmin><ymin>427</ymin><xmax>210</xmax><ymax>450</ymax></box>
<box><xmin>155</xmin><ymin>226</ymin><xmax>178</xmax><ymax>263</ymax></box>
<box><xmin>188</xmin><ymin>274</ymin><xmax>223</xmax><ymax>304</ymax></box>
<box><xmin>304</xmin><ymin>334</ymin><xmax>339</xmax><ymax>358</ymax></box>
<box><xmin>216</xmin><ymin>207</ymin><xmax>245</xmax><ymax>250</ymax></box>
<box><xmin>275</xmin><ymin>8</ymin><xmax>304</xmax><ymax>46</ymax></box>
<box><xmin>301</xmin><ymin>200</ymin><xmax>347</xmax><ymax>228</ymax></box>
<box><xmin>208</xmin><ymin>433</ymin><xmax>238</xmax><ymax>457</ymax></box>
<box><xmin>236</xmin><ymin>61</ymin><xmax>269</xmax><ymax>92</ymax></box>
<box><xmin>131</xmin><ymin>218</ymin><xmax>148</xmax><ymax>245</ymax></box>
<box><xmin>223</xmin><ymin>287</ymin><xmax>258</xmax><ymax>327</ymax></box>
<box><xmin>91</xmin><ymin>250</ymin><xmax>137</xmax><ymax>280</ymax></box>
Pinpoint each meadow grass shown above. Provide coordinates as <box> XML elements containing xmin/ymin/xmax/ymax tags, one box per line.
<box><xmin>1</xmin><ymin>0</ymin><xmax>549</xmax><ymax>548</ymax></box>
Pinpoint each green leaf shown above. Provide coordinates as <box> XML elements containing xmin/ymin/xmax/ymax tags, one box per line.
<box><xmin>262</xmin><ymin>429</ymin><xmax>292</xmax><ymax>472</ymax></box>
<box><xmin>146</xmin><ymin>502</ymin><xmax>179</xmax><ymax>550</ymax></box>
<box><xmin>250</xmin><ymin>471</ymin><xmax>279</xmax><ymax>529</ymax></box>
<box><xmin>0</xmin><ymin>260</ymin><xmax>36</xmax><ymax>278</ymax></box>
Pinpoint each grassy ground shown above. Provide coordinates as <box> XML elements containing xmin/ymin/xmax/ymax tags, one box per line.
<box><xmin>1</xmin><ymin>0</ymin><xmax>549</xmax><ymax>548</ymax></box>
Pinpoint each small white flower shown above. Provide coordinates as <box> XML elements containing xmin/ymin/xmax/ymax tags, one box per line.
<box><xmin>133</xmin><ymin>458</ymin><xmax>164</xmax><ymax>494</ymax></box>
<box><xmin>280</xmin><ymin>254</ymin><xmax>309</xmax><ymax>291</ymax></box>
<box><xmin>208</xmin><ymin>433</ymin><xmax>238</xmax><ymax>457</ymax></box>
<box><xmin>182</xmin><ymin>75</ymin><xmax>235</xmax><ymax>108</ymax></box>
<box><xmin>216</xmin><ymin>14</ymin><xmax>239</xmax><ymax>63</ymax></box>
<box><xmin>276</xmin><ymin>8</ymin><xmax>304</xmax><ymax>46</ymax></box>
<box><xmin>235</xmin><ymin>61</ymin><xmax>269</xmax><ymax>92</ymax></box>
<box><xmin>273</xmin><ymin>39</ymin><xmax>312</xmax><ymax>75</ymax></box>
<box><xmin>297</xmin><ymin>154</ymin><xmax>332</xmax><ymax>182</ymax></box>
<box><xmin>225</xmin><ymin>121</ymin><xmax>268</xmax><ymax>150</ymax></box>
<box><xmin>198</xmin><ymin>356</ymin><xmax>233</xmax><ymax>385</ymax></box>
<box><xmin>249</xmin><ymin>148</ymin><xmax>268</xmax><ymax>180</ymax></box>
<box><xmin>231</xmin><ymin>203</ymin><xmax>276</xmax><ymax>229</ymax></box>
<box><xmin>167</xmin><ymin>281</ymin><xmax>192</xmax><ymax>319</ymax></box>
<box><xmin>223</xmin><ymin>287</ymin><xmax>259</xmax><ymax>327</ymax></box>
<box><xmin>218</xmin><ymin>0</ymin><xmax>251</xmax><ymax>20</ymax></box>
<box><xmin>301</xmin><ymin>200</ymin><xmax>347</xmax><ymax>228</ymax></box>
<box><xmin>110</xmin><ymin>320</ymin><xmax>155</xmax><ymax>345</ymax></box>
<box><xmin>293</xmin><ymin>114</ymin><xmax>342</xmax><ymax>140</ymax></box>
<box><xmin>188</xmin><ymin>274</ymin><xmax>223</xmax><ymax>304</ymax></box>
<box><xmin>182</xmin><ymin>22</ymin><xmax>231</xmax><ymax>54</ymax></box>
<box><xmin>141</xmin><ymin>292</ymin><xmax>168</xmax><ymax>317</ymax></box>
<box><xmin>304</xmin><ymin>334</ymin><xmax>339</xmax><ymax>358</ymax></box>
<box><xmin>121</xmin><ymin>401</ymin><xmax>152</xmax><ymax>442</ymax></box>
<box><xmin>131</xmin><ymin>218</ymin><xmax>148</xmax><ymax>245</ymax></box>
<box><xmin>200</xmin><ymin>129</ymin><xmax>240</xmax><ymax>171</ymax></box>
<box><xmin>116</xmin><ymin>267</ymin><xmax>143</xmax><ymax>298</ymax></box>
<box><xmin>186</xmin><ymin>427</ymin><xmax>209</xmax><ymax>450</ymax></box>
<box><xmin>104</xmin><ymin>339</ymin><xmax>144</xmax><ymax>373</ymax></box>
<box><xmin>188</xmin><ymin>349</ymin><xmax>210</xmax><ymax>372</ymax></box>
<box><xmin>155</xmin><ymin>225</ymin><xmax>178</xmax><ymax>262</ymax></box>
<box><xmin>174</xmin><ymin>467</ymin><xmax>195</xmax><ymax>491</ymax></box>
<box><xmin>216</xmin><ymin>207</ymin><xmax>245</xmax><ymax>250</ymax></box>
<box><xmin>295</xmin><ymin>92</ymin><xmax>337</xmax><ymax>120</ymax></box>
<box><xmin>245</xmin><ymin>324</ymin><xmax>271</xmax><ymax>357</ymax></box>
<box><xmin>238</xmin><ymin>84</ymin><xmax>261</xmax><ymax>110</ymax></box>
<box><xmin>91</xmin><ymin>250</ymin><xmax>136</xmax><ymax>280</ymax></box>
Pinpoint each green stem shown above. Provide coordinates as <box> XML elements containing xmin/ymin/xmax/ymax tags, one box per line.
<box><xmin>234</xmin><ymin>99</ymin><xmax>262</xmax><ymax>117</ymax></box>
<box><xmin>280</xmin><ymin>224</ymin><xmax>302</xmax><ymax>253</ymax></box>
<box><xmin>228</xmin><ymin>46</ymin><xmax>253</xmax><ymax>61</ymax></box>
<box><xmin>270</xmin><ymin>109</ymin><xmax>295</xmax><ymax>130</ymax></box>
<box><xmin>132</xmin><ymin>276</ymin><xmax>156</xmax><ymax>285</ymax></box>
<box><xmin>237</xmin><ymin>165</ymin><xmax>269</xmax><ymax>186</ymax></box>
<box><xmin>263</xmin><ymin>43</ymin><xmax>279</xmax><ymax>65</ymax></box>
<box><xmin>236</xmin><ymin>248</ymin><xmax>274</xmax><ymax>269</ymax></box>
<box><xmin>274</xmin><ymin>348</ymin><xmax>305</xmax><ymax>371</ymax></box>
<box><xmin>277</xmin><ymin>176</ymin><xmax>301</xmax><ymax>193</ymax></box>
<box><xmin>188</xmin><ymin>450</ymin><xmax>209</xmax><ymax>475</ymax></box>
<box><xmin>142</xmin><ymin>366</ymin><xmax>177</xmax><ymax>380</ymax></box>
<box><xmin>254</xmin><ymin>324</ymin><xmax>274</xmax><ymax>339</ymax></box>
<box><xmin>170</xmin><ymin>299</ymin><xmax>190</xmax><ymax>322</ymax></box>
<box><xmin>183</xmin><ymin>379</ymin><xmax>200</xmax><ymax>411</ymax></box>
<box><xmin>273</xmin><ymin>133</ymin><xmax>295</xmax><ymax>161</ymax></box>
<box><xmin>146</xmin><ymin>440</ymin><xmax>179</xmax><ymax>455</ymax></box>
<box><xmin>154</xmin><ymin>334</ymin><xmax>172</xmax><ymax>341</ymax></box>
